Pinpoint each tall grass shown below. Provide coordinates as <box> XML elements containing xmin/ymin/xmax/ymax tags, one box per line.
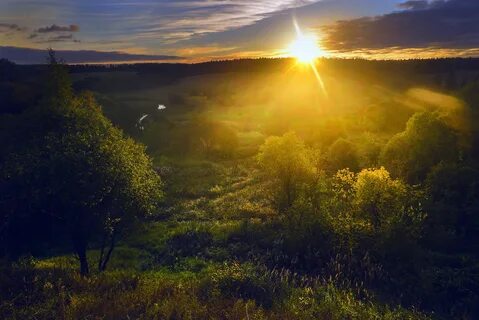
<box><xmin>0</xmin><ymin>259</ymin><xmax>430</xmax><ymax>320</ymax></box>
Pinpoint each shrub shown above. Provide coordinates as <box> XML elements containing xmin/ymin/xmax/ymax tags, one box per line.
<box><xmin>380</xmin><ymin>111</ymin><xmax>458</xmax><ymax>183</ymax></box>
<box><xmin>257</xmin><ymin>132</ymin><xmax>315</xmax><ymax>213</ymax></box>
<box><xmin>158</xmin><ymin>229</ymin><xmax>214</xmax><ymax>265</ymax></box>
<box><xmin>199</xmin><ymin>262</ymin><xmax>290</xmax><ymax>309</ymax></box>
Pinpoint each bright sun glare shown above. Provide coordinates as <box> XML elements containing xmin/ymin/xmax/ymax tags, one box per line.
<box><xmin>287</xmin><ymin>20</ymin><xmax>327</xmax><ymax>95</ymax></box>
<box><xmin>287</xmin><ymin>20</ymin><xmax>323</xmax><ymax>63</ymax></box>
<box><xmin>288</xmin><ymin>33</ymin><xmax>322</xmax><ymax>63</ymax></box>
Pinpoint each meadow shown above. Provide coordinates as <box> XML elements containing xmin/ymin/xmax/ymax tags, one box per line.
<box><xmin>1</xmin><ymin>57</ymin><xmax>479</xmax><ymax>319</ymax></box>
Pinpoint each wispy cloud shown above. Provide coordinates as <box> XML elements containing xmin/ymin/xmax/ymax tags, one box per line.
<box><xmin>34</xmin><ymin>34</ymin><xmax>81</xmax><ymax>43</ymax></box>
<box><xmin>0</xmin><ymin>0</ymin><xmax>319</xmax><ymax>48</ymax></box>
<box><xmin>321</xmin><ymin>0</ymin><xmax>479</xmax><ymax>55</ymax></box>
<box><xmin>102</xmin><ymin>0</ymin><xmax>320</xmax><ymax>43</ymax></box>
<box><xmin>0</xmin><ymin>23</ymin><xmax>24</xmax><ymax>32</ymax></box>
<box><xmin>36</xmin><ymin>24</ymin><xmax>79</xmax><ymax>33</ymax></box>
<box><xmin>27</xmin><ymin>24</ymin><xmax>81</xmax><ymax>44</ymax></box>
<box><xmin>4</xmin><ymin>0</ymin><xmax>477</xmax><ymax>59</ymax></box>
<box><xmin>0</xmin><ymin>46</ymin><xmax>182</xmax><ymax>64</ymax></box>
<box><xmin>397</xmin><ymin>0</ymin><xmax>429</xmax><ymax>10</ymax></box>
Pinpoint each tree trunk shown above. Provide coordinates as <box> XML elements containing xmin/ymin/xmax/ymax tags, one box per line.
<box><xmin>77</xmin><ymin>248</ymin><xmax>89</xmax><ymax>276</ymax></box>
<box><xmin>99</xmin><ymin>232</ymin><xmax>116</xmax><ymax>272</ymax></box>
<box><xmin>371</xmin><ymin>205</ymin><xmax>380</xmax><ymax>233</ymax></box>
<box><xmin>98</xmin><ymin>234</ymin><xmax>107</xmax><ymax>271</ymax></box>
<box><xmin>73</xmin><ymin>229</ymin><xmax>89</xmax><ymax>276</ymax></box>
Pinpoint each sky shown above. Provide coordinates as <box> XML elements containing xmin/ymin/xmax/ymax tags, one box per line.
<box><xmin>1</xmin><ymin>0</ymin><xmax>479</xmax><ymax>63</ymax></box>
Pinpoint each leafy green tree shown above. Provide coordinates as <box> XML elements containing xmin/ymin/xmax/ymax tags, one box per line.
<box><xmin>425</xmin><ymin>162</ymin><xmax>479</xmax><ymax>247</ymax></box>
<box><xmin>380</xmin><ymin>111</ymin><xmax>458</xmax><ymax>183</ymax></box>
<box><xmin>327</xmin><ymin>138</ymin><xmax>360</xmax><ymax>173</ymax></box>
<box><xmin>0</xmin><ymin>54</ymin><xmax>163</xmax><ymax>275</ymax></box>
<box><xmin>354</xmin><ymin>168</ymin><xmax>408</xmax><ymax>233</ymax></box>
<box><xmin>44</xmin><ymin>48</ymin><xmax>73</xmax><ymax>106</ymax></box>
<box><xmin>329</xmin><ymin>167</ymin><xmax>424</xmax><ymax>241</ymax></box>
<box><xmin>257</xmin><ymin>132</ymin><xmax>315</xmax><ymax>213</ymax></box>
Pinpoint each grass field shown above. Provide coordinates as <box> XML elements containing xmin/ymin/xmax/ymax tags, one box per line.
<box><xmin>3</xmin><ymin>59</ymin><xmax>479</xmax><ymax>319</ymax></box>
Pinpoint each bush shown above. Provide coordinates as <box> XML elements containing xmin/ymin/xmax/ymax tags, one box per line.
<box><xmin>380</xmin><ymin>111</ymin><xmax>458</xmax><ymax>183</ymax></box>
<box><xmin>286</xmin><ymin>285</ymin><xmax>429</xmax><ymax>320</ymax></box>
<box><xmin>199</xmin><ymin>262</ymin><xmax>290</xmax><ymax>309</ymax></box>
<box><xmin>158</xmin><ymin>229</ymin><xmax>214</xmax><ymax>265</ymax></box>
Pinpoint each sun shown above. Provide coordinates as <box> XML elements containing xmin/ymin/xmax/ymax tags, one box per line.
<box><xmin>286</xmin><ymin>20</ymin><xmax>328</xmax><ymax>96</ymax></box>
<box><xmin>287</xmin><ymin>20</ymin><xmax>324</xmax><ymax>63</ymax></box>
<box><xmin>288</xmin><ymin>33</ymin><xmax>322</xmax><ymax>63</ymax></box>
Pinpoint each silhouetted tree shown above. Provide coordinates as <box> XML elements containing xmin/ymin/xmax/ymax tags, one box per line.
<box><xmin>0</xmin><ymin>52</ymin><xmax>163</xmax><ymax>275</ymax></box>
<box><xmin>425</xmin><ymin>162</ymin><xmax>479</xmax><ymax>247</ymax></box>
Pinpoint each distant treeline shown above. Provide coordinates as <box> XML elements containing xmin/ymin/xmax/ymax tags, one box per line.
<box><xmin>70</xmin><ymin>57</ymin><xmax>479</xmax><ymax>77</ymax></box>
<box><xmin>2</xmin><ymin>56</ymin><xmax>479</xmax><ymax>115</ymax></box>
<box><xmin>3</xmin><ymin>57</ymin><xmax>479</xmax><ymax>79</ymax></box>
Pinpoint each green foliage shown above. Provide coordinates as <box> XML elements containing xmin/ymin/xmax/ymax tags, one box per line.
<box><xmin>322</xmin><ymin>168</ymin><xmax>428</xmax><ymax>300</ymax></box>
<box><xmin>257</xmin><ymin>132</ymin><xmax>315</xmax><ymax>213</ymax></box>
<box><xmin>381</xmin><ymin>111</ymin><xmax>458</xmax><ymax>183</ymax></box>
<box><xmin>159</xmin><ymin>229</ymin><xmax>214</xmax><ymax>265</ymax></box>
<box><xmin>199</xmin><ymin>262</ymin><xmax>290</xmax><ymax>309</ymax></box>
<box><xmin>195</xmin><ymin>119</ymin><xmax>239</xmax><ymax>158</ymax></box>
<box><xmin>424</xmin><ymin>162</ymin><xmax>479</xmax><ymax>250</ymax></box>
<box><xmin>327</xmin><ymin>138</ymin><xmax>360</xmax><ymax>173</ymax></box>
<box><xmin>426</xmin><ymin>162</ymin><xmax>479</xmax><ymax>208</ymax></box>
<box><xmin>142</xmin><ymin>118</ymin><xmax>239</xmax><ymax>158</ymax></box>
<box><xmin>0</xmin><ymin>260</ymin><xmax>431</xmax><ymax>320</ymax></box>
<box><xmin>0</xmin><ymin>58</ymin><xmax>163</xmax><ymax>275</ymax></box>
<box><xmin>3</xmin><ymin>57</ymin><xmax>479</xmax><ymax>319</ymax></box>
<box><xmin>285</xmin><ymin>285</ymin><xmax>428</xmax><ymax>320</ymax></box>
<box><xmin>354</xmin><ymin>168</ymin><xmax>408</xmax><ymax>232</ymax></box>
<box><xmin>354</xmin><ymin>132</ymin><xmax>383</xmax><ymax>168</ymax></box>
<box><xmin>328</xmin><ymin>167</ymin><xmax>424</xmax><ymax>238</ymax></box>
<box><xmin>44</xmin><ymin>49</ymin><xmax>73</xmax><ymax>106</ymax></box>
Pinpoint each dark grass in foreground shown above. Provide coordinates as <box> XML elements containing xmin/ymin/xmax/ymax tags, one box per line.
<box><xmin>1</xmin><ymin>258</ymin><xmax>428</xmax><ymax>320</ymax></box>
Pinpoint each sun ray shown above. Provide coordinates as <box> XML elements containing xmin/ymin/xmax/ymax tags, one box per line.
<box><xmin>288</xmin><ymin>19</ymin><xmax>328</xmax><ymax>96</ymax></box>
<box><xmin>309</xmin><ymin>61</ymin><xmax>327</xmax><ymax>97</ymax></box>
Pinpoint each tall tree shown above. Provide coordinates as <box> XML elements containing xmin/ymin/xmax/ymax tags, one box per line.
<box><xmin>327</xmin><ymin>138</ymin><xmax>360</xmax><ymax>173</ymax></box>
<box><xmin>380</xmin><ymin>111</ymin><xmax>458</xmax><ymax>183</ymax></box>
<box><xmin>0</xmin><ymin>52</ymin><xmax>163</xmax><ymax>275</ymax></box>
<box><xmin>257</xmin><ymin>132</ymin><xmax>315</xmax><ymax>213</ymax></box>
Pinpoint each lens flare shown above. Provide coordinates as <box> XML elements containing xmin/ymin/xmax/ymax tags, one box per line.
<box><xmin>288</xmin><ymin>20</ymin><xmax>323</xmax><ymax>64</ymax></box>
<box><xmin>288</xmin><ymin>34</ymin><xmax>321</xmax><ymax>64</ymax></box>
<box><xmin>288</xmin><ymin>19</ymin><xmax>327</xmax><ymax>96</ymax></box>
